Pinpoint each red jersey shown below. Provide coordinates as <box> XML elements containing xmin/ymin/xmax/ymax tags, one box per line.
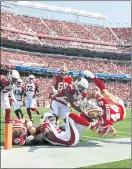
<box><xmin>97</xmin><ymin>97</ymin><xmax>125</xmax><ymax>127</ymax></box>
<box><xmin>63</xmin><ymin>76</ymin><xmax>73</xmax><ymax>85</ymax></box>
<box><xmin>52</xmin><ymin>84</ymin><xmax>75</xmax><ymax>105</ymax></box>
<box><xmin>53</xmin><ymin>74</ymin><xmax>64</xmax><ymax>90</ymax></box>
<box><xmin>52</xmin><ymin>84</ymin><xmax>84</xmax><ymax>106</ymax></box>
<box><xmin>10</xmin><ymin>119</ymin><xmax>27</xmax><ymax>145</ymax></box>
<box><xmin>82</xmin><ymin>92</ymin><xmax>87</xmax><ymax>99</ymax></box>
<box><xmin>0</xmin><ymin>75</ymin><xmax>14</xmax><ymax>93</ymax></box>
<box><xmin>12</xmin><ymin>135</ymin><xmax>26</xmax><ymax>145</ymax></box>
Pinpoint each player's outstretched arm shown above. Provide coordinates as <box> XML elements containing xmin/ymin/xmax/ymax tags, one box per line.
<box><xmin>83</xmin><ymin>70</ymin><xmax>107</xmax><ymax>93</ymax></box>
<box><xmin>64</xmin><ymin>89</ymin><xmax>83</xmax><ymax>113</ymax></box>
<box><xmin>87</xmin><ymin>91</ymin><xmax>103</xmax><ymax>101</ymax></box>
<box><xmin>83</xmin><ymin>70</ymin><xmax>121</xmax><ymax>104</ymax></box>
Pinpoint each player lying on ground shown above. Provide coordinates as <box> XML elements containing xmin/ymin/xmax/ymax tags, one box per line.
<box><xmin>82</xmin><ymin>70</ymin><xmax>126</xmax><ymax>137</ymax></box>
<box><xmin>11</xmin><ymin>118</ymin><xmax>37</xmax><ymax>145</ymax></box>
<box><xmin>38</xmin><ymin>112</ymin><xmax>97</xmax><ymax>146</ymax></box>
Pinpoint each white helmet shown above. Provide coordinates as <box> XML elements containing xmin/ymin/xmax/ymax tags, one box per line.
<box><xmin>40</xmin><ymin>113</ymin><xmax>56</xmax><ymax>125</ymax></box>
<box><xmin>29</xmin><ymin>74</ymin><xmax>35</xmax><ymax>79</ymax></box>
<box><xmin>16</xmin><ymin>78</ymin><xmax>22</xmax><ymax>86</ymax></box>
<box><xmin>74</xmin><ymin>77</ymin><xmax>88</xmax><ymax>93</ymax></box>
<box><xmin>8</xmin><ymin>70</ymin><xmax>20</xmax><ymax>83</ymax></box>
<box><xmin>29</xmin><ymin>74</ymin><xmax>35</xmax><ymax>82</ymax></box>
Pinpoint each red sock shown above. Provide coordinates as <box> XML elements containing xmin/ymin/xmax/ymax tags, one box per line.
<box><xmin>93</xmin><ymin>77</ymin><xmax>106</xmax><ymax>91</ymax></box>
<box><xmin>31</xmin><ymin>108</ymin><xmax>37</xmax><ymax>111</ymax></box>
<box><xmin>69</xmin><ymin>113</ymin><xmax>90</xmax><ymax>127</ymax></box>
<box><xmin>5</xmin><ymin>109</ymin><xmax>10</xmax><ymax>124</ymax></box>
<box><xmin>27</xmin><ymin>108</ymin><xmax>32</xmax><ymax>120</ymax></box>
<box><xmin>80</xmin><ymin>113</ymin><xmax>93</xmax><ymax>122</ymax></box>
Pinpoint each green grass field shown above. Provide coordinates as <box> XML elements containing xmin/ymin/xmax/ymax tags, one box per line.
<box><xmin>80</xmin><ymin>159</ymin><xmax>131</xmax><ymax>168</ymax></box>
<box><xmin>1</xmin><ymin>107</ymin><xmax>131</xmax><ymax>144</ymax></box>
<box><xmin>1</xmin><ymin>107</ymin><xmax>131</xmax><ymax>168</ymax></box>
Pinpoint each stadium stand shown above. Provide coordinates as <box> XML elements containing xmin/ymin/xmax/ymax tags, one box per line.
<box><xmin>1</xmin><ymin>51</ymin><xmax>131</xmax><ymax>75</ymax></box>
<box><xmin>1</xmin><ymin>10</ymin><xmax>131</xmax><ymax>52</ymax></box>
<box><xmin>1</xmin><ymin>4</ymin><xmax>131</xmax><ymax>107</ymax></box>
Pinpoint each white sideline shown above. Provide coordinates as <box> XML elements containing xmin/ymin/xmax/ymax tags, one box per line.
<box><xmin>1</xmin><ymin>138</ymin><xmax>131</xmax><ymax>168</ymax></box>
<box><xmin>118</xmin><ymin>132</ymin><xmax>131</xmax><ymax>135</ymax></box>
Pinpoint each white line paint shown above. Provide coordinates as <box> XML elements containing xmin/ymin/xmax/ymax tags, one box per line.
<box><xmin>83</xmin><ymin>134</ymin><xmax>130</xmax><ymax>139</ymax></box>
<box><xmin>118</xmin><ymin>132</ymin><xmax>131</xmax><ymax>135</ymax></box>
<box><xmin>83</xmin><ymin>136</ymin><xmax>104</xmax><ymax>139</ymax></box>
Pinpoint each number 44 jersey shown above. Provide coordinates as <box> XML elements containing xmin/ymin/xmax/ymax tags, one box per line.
<box><xmin>97</xmin><ymin>97</ymin><xmax>126</xmax><ymax>126</ymax></box>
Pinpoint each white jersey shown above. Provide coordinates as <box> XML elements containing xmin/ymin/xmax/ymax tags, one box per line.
<box><xmin>1</xmin><ymin>83</ymin><xmax>15</xmax><ymax>94</ymax></box>
<box><xmin>13</xmin><ymin>85</ymin><xmax>24</xmax><ymax>101</ymax></box>
<box><xmin>25</xmin><ymin>82</ymin><xmax>37</xmax><ymax>99</ymax></box>
<box><xmin>41</xmin><ymin>115</ymin><xmax>80</xmax><ymax>146</ymax></box>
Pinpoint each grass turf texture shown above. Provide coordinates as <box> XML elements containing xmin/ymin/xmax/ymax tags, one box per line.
<box><xmin>79</xmin><ymin>159</ymin><xmax>131</xmax><ymax>168</ymax></box>
<box><xmin>1</xmin><ymin>107</ymin><xmax>131</xmax><ymax>145</ymax></box>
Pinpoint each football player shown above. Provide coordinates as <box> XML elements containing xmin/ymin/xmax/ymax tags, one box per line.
<box><xmin>13</xmin><ymin>78</ymin><xmax>25</xmax><ymax>119</ymax></box>
<box><xmin>49</xmin><ymin>64</ymin><xmax>73</xmax><ymax>99</ymax></box>
<box><xmin>83</xmin><ymin>70</ymin><xmax>126</xmax><ymax>137</ymax></box>
<box><xmin>0</xmin><ymin>70</ymin><xmax>20</xmax><ymax>123</ymax></box>
<box><xmin>11</xmin><ymin>118</ymin><xmax>36</xmax><ymax>145</ymax></box>
<box><xmin>39</xmin><ymin>112</ymin><xmax>94</xmax><ymax>147</ymax></box>
<box><xmin>25</xmin><ymin>75</ymin><xmax>40</xmax><ymax>121</ymax></box>
<box><xmin>50</xmin><ymin>77</ymin><xmax>93</xmax><ymax>128</ymax></box>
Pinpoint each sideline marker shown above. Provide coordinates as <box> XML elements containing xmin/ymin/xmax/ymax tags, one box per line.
<box><xmin>4</xmin><ymin>123</ymin><xmax>12</xmax><ymax>150</ymax></box>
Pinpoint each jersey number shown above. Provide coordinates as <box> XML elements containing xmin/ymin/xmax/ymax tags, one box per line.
<box><xmin>110</xmin><ymin>105</ymin><xmax>120</xmax><ymax>122</ymax></box>
<box><xmin>2</xmin><ymin>88</ymin><xmax>11</xmax><ymax>93</ymax></box>
<box><xmin>14</xmin><ymin>138</ymin><xmax>20</xmax><ymax>144</ymax></box>
<box><xmin>14</xmin><ymin>90</ymin><xmax>21</xmax><ymax>95</ymax></box>
<box><xmin>26</xmin><ymin>86</ymin><xmax>33</xmax><ymax>92</ymax></box>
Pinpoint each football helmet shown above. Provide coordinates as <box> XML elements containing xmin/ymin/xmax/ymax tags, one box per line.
<box><xmin>8</xmin><ymin>70</ymin><xmax>20</xmax><ymax>83</ymax></box>
<box><xmin>40</xmin><ymin>112</ymin><xmax>57</xmax><ymax>125</ymax></box>
<box><xmin>74</xmin><ymin>77</ymin><xmax>88</xmax><ymax>93</ymax></box>
<box><xmin>29</xmin><ymin>74</ymin><xmax>35</xmax><ymax>83</ymax></box>
<box><xmin>16</xmin><ymin>78</ymin><xmax>22</xmax><ymax>87</ymax></box>
<box><xmin>60</xmin><ymin>65</ymin><xmax>68</xmax><ymax>76</ymax></box>
<box><xmin>87</xmin><ymin>106</ymin><xmax>103</xmax><ymax>119</ymax></box>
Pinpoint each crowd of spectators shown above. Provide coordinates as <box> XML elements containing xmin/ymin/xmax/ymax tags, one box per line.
<box><xmin>1</xmin><ymin>10</ymin><xmax>131</xmax><ymax>108</ymax></box>
<box><xmin>112</xmin><ymin>28</ymin><xmax>131</xmax><ymax>43</ymax></box>
<box><xmin>21</xmin><ymin>76</ymin><xmax>131</xmax><ymax>108</ymax></box>
<box><xmin>1</xmin><ymin>51</ymin><xmax>131</xmax><ymax>75</ymax></box>
<box><xmin>1</xmin><ymin>29</ymin><xmax>118</xmax><ymax>53</ymax></box>
<box><xmin>1</xmin><ymin>10</ymin><xmax>131</xmax><ymax>52</ymax></box>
